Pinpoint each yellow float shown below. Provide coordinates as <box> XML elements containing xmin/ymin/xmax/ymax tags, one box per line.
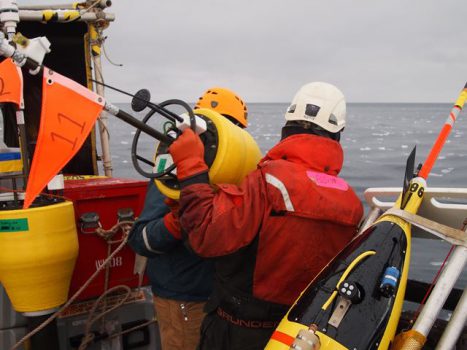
<box><xmin>155</xmin><ymin>108</ymin><xmax>262</xmax><ymax>199</ymax></box>
<box><xmin>0</xmin><ymin>201</ymin><xmax>78</xmax><ymax>314</ymax></box>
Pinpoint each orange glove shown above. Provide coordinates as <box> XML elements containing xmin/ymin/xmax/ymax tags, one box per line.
<box><xmin>168</xmin><ymin>128</ymin><xmax>208</xmax><ymax>180</ymax></box>
<box><xmin>163</xmin><ymin>198</ymin><xmax>181</xmax><ymax>239</ymax></box>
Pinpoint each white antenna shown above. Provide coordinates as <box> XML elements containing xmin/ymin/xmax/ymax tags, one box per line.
<box><xmin>0</xmin><ymin>0</ymin><xmax>19</xmax><ymax>39</ymax></box>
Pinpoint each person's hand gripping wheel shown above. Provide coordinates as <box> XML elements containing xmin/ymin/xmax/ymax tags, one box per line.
<box><xmin>168</xmin><ymin>129</ymin><xmax>208</xmax><ymax>181</ymax></box>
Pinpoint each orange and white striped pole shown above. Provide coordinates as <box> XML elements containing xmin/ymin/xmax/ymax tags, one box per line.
<box><xmin>418</xmin><ymin>82</ymin><xmax>467</xmax><ymax>179</ymax></box>
<box><xmin>392</xmin><ymin>82</ymin><xmax>467</xmax><ymax>350</ymax></box>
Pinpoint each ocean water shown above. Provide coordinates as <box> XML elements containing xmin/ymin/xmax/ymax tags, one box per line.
<box><xmin>106</xmin><ymin>102</ymin><xmax>467</xmax><ymax>287</ymax></box>
<box><xmin>109</xmin><ymin>102</ymin><xmax>467</xmax><ymax>192</ymax></box>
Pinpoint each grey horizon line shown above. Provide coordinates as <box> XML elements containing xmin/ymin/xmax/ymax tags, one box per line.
<box><xmin>110</xmin><ymin>101</ymin><xmax>454</xmax><ymax>105</ymax></box>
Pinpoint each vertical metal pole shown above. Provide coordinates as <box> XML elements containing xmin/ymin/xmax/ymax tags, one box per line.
<box><xmin>90</xmin><ymin>23</ymin><xmax>113</xmax><ymax>177</ymax></box>
<box><xmin>410</xmin><ymin>243</ymin><xmax>467</xmax><ymax>338</ymax></box>
<box><xmin>15</xmin><ymin>108</ymin><xmax>30</xmax><ymax>190</ymax></box>
<box><xmin>435</xmin><ymin>287</ymin><xmax>467</xmax><ymax>349</ymax></box>
<box><xmin>4</xmin><ymin>9</ymin><xmax>30</xmax><ymax>189</ymax></box>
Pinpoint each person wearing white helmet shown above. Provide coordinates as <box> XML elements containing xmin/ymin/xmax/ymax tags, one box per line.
<box><xmin>168</xmin><ymin>82</ymin><xmax>363</xmax><ymax>350</ymax></box>
<box><xmin>284</xmin><ymin>81</ymin><xmax>346</xmax><ymax>137</ymax></box>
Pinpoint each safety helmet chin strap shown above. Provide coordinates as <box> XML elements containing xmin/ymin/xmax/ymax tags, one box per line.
<box><xmin>222</xmin><ymin>114</ymin><xmax>245</xmax><ymax>129</ymax></box>
<box><xmin>281</xmin><ymin>122</ymin><xmax>341</xmax><ymax>142</ymax></box>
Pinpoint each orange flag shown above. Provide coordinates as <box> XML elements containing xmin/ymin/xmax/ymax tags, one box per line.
<box><xmin>0</xmin><ymin>58</ymin><xmax>22</xmax><ymax>106</ymax></box>
<box><xmin>23</xmin><ymin>68</ymin><xmax>104</xmax><ymax>208</ymax></box>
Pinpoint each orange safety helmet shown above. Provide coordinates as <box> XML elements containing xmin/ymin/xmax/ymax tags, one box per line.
<box><xmin>195</xmin><ymin>87</ymin><xmax>248</xmax><ymax>128</ymax></box>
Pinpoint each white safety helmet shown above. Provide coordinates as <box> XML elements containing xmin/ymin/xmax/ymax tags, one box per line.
<box><xmin>285</xmin><ymin>82</ymin><xmax>346</xmax><ymax>133</ymax></box>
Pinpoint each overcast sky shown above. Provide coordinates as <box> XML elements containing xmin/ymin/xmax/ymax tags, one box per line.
<box><xmin>21</xmin><ymin>1</ymin><xmax>467</xmax><ymax>103</ymax></box>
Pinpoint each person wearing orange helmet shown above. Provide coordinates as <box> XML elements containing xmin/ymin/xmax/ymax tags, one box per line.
<box><xmin>128</xmin><ymin>87</ymin><xmax>248</xmax><ymax>350</ymax></box>
<box><xmin>194</xmin><ymin>87</ymin><xmax>248</xmax><ymax>128</ymax></box>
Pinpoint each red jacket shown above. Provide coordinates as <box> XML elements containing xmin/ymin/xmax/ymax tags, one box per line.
<box><xmin>180</xmin><ymin>134</ymin><xmax>363</xmax><ymax>307</ymax></box>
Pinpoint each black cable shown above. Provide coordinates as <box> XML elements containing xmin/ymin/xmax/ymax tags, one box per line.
<box><xmin>90</xmin><ymin>79</ymin><xmax>184</xmax><ymax>123</ymax></box>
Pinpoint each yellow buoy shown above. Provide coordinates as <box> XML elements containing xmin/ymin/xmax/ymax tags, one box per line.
<box><xmin>155</xmin><ymin>108</ymin><xmax>262</xmax><ymax>199</ymax></box>
<box><xmin>0</xmin><ymin>201</ymin><xmax>78</xmax><ymax>313</ymax></box>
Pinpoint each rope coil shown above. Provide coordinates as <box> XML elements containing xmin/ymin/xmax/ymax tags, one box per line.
<box><xmin>11</xmin><ymin>220</ymin><xmax>136</xmax><ymax>350</ymax></box>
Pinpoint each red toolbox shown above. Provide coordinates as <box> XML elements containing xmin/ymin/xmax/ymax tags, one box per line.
<box><xmin>63</xmin><ymin>177</ymin><xmax>149</xmax><ymax>301</ymax></box>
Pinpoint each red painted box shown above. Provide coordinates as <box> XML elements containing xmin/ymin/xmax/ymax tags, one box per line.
<box><xmin>63</xmin><ymin>177</ymin><xmax>149</xmax><ymax>301</ymax></box>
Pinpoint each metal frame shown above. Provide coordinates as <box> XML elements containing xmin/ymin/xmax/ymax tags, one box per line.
<box><xmin>0</xmin><ymin>1</ymin><xmax>115</xmax><ymax>177</ymax></box>
<box><xmin>363</xmin><ymin>187</ymin><xmax>467</xmax><ymax>239</ymax></box>
<box><xmin>18</xmin><ymin>10</ymin><xmax>115</xmax><ymax>22</ymax></box>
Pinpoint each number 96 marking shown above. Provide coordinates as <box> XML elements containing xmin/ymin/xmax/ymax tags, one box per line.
<box><xmin>409</xmin><ymin>182</ymin><xmax>424</xmax><ymax>197</ymax></box>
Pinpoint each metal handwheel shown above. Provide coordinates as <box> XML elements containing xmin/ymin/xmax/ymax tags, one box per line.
<box><xmin>130</xmin><ymin>89</ymin><xmax>196</xmax><ymax>178</ymax></box>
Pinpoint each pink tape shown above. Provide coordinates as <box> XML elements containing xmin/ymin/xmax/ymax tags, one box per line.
<box><xmin>306</xmin><ymin>170</ymin><xmax>348</xmax><ymax>191</ymax></box>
